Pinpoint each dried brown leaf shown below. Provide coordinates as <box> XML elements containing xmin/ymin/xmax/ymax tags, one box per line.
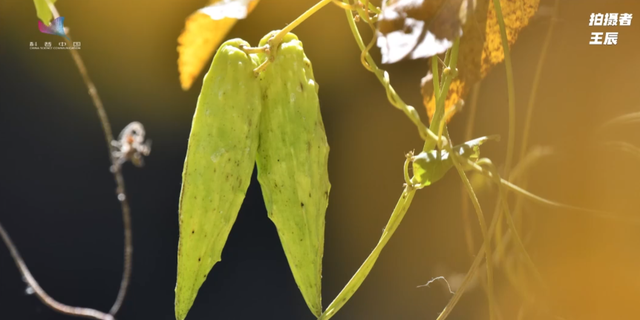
<box><xmin>422</xmin><ymin>0</ymin><xmax>540</xmax><ymax>123</ymax></box>
<box><xmin>377</xmin><ymin>0</ymin><xmax>467</xmax><ymax>64</ymax></box>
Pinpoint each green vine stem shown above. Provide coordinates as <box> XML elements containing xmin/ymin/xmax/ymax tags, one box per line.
<box><xmin>426</xmin><ymin>37</ymin><xmax>461</xmax><ymax>151</ymax></box>
<box><xmin>508</xmin><ymin>0</ymin><xmax>560</xmax><ymax>257</ymax></box>
<box><xmin>317</xmin><ymin>2</ymin><xmax>457</xmax><ymax>318</ymax></box>
<box><xmin>272</xmin><ymin>0</ymin><xmax>333</xmax><ymax>46</ymax></box>
<box><xmin>434</xmin><ymin>145</ymin><xmax>557</xmax><ymax>320</ymax></box>
<box><xmin>476</xmin><ymin>159</ymin><xmax>545</xmax><ymax>285</ymax></box>
<box><xmin>342</xmin><ymin>1</ymin><xmax>442</xmax><ymax>146</ymax></box>
<box><xmin>438</xmin><ymin>146</ymin><xmax>553</xmax><ymax>320</ymax></box>
<box><xmin>435</xmin><ymin>168</ymin><xmax>504</xmax><ymax>320</ymax></box>
<box><xmin>461</xmin><ymin>159</ymin><xmax>640</xmax><ymax>223</ymax></box>
<box><xmin>460</xmin><ymin>83</ymin><xmax>482</xmax><ymax>257</ymax></box>
<box><xmin>519</xmin><ymin>0</ymin><xmax>559</xmax><ymax>160</ymax></box>
<box><xmin>318</xmin><ymin>186</ymin><xmax>416</xmax><ymax>320</ymax></box>
<box><xmin>446</xmin><ymin>130</ymin><xmax>496</xmax><ymax>320</ymax></box>
<box><xmin>487</xmin><ymin>0</ymin><xmax>522</xmax><ymax>278</ymax></box>
<box><xmin>491</xmin><ymin>0</ymin><xmax>516</xmax><ymax>174</ymax></box>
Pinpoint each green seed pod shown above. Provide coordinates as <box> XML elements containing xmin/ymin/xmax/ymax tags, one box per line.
<box><xmin>175</xmin><ymin>39</ymin><xmax>262</xmax><ymax>320</ymax></box>
<box><xmin>255</xmin><ymin>32</ymin><xmax>330</xmax><ymax>317</ymax></box>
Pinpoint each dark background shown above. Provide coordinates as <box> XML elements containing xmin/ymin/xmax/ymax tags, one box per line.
<box><xmin>2</xmin><ymin>0</ymin><xmax>640</xmax><ymax>320</ymax></box>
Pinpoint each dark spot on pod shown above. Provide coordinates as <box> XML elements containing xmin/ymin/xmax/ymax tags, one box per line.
<box><xmin>198</xmin><ymin>257</ymin><xmax>201</xmax><ymax>262</ymax></box>
<box><xmin>191</xmin><ymin>229</ymin><xmax>195</xmax><ymax>234</ymax></box>
<box><xmin>300</xmin><ymin>202</ymin><xmax>305</xmax><ymax>208</ymax></box>
<box><xmin>308</xmin><ymin>193</ymin><xmax>311</xmax><ymax>198</ymax></box>
<box><xmin>299</xmin><ymin>82</ymin><xmax>304</xmax><ymax>92</ymax></box>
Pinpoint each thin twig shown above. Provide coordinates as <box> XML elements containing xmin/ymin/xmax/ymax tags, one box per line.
<box><xmin>519</xmin><ymin>0</ymin><xmax>559</xmax><ymax>160</ymax></box>
<box><xmin>0</xmin><ymin>223</ymin><xmax>115</xmax><ymax>320</ymax></box>
<box><xmin>46</xmin><ymin>2</ymin><xmax>133</xmax><ymax>315</ymax></box>
<box><xmin>0</xmin><ymin>2</ymin><xmax>133</xmax><ymax>319</ymax></box>
<box><xmin>460</xmin><ymin>83</ymin><xmax>481</xmax><ymax>258</ymax></box>
<box><xmin>66</xmin><ymin>34</ymin><xmax>132</xmax><ymax>317</ymax></box>
<box><xmin>509</xmin><ymin>0</ymin><xmax>560</xmax><ymax>248</ymax></box>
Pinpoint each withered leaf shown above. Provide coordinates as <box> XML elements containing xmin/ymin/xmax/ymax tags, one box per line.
<box><xmin>376</xmin><ymin>0</ymin><xmax>540</xmax><ymax>123</ymax></box>
<box><xmin>422</xmin><ymin>0</ymin><xmax>540</xmax><ymax>123</ymax></box>
<box><xmin>377</xmin><ymin>0</ymin><xmax>470</xmax><ymax>64</ymax></box>
<box><xmin>177</xmin><ymin>0</ymin><xmax>260</xmax><ymax>91</ymax></box>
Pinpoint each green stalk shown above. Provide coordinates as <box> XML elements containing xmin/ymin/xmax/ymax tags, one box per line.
<box><xmin>446</xmin><ymin>130</ymin><xmax>496</xmax><ymax>320</ymax></box>
<box><xmin>510</xmin><ymin>0</ymin><xmax>559</xmax><ymax>243</ymax></box>
<box><xmin>491</xmin><ymin>0</ymin><xmax>516</xmax><ymax>173</ymax></box>
<box><xmin>519</xmin><ymin>0</ymin><xmax>559</xmax><ymax>160</ymax></box>
<box><xmin>424</xmin><ymin>38</ymin><xmax>461</xmax><ymax>152</ymax></box>
<box><xmin>271</xmin><ymin>0</ymin><xmax>333</xmax><ymax>45</ymax></box>
<box><xmin>318</xmin><ymin>187</ymin><xmax>416</xmax><ymax>320</ymax></box>
<box><xmin>488</xmin><ymin>0</ymin><xmax>517</xmax><ymax>281</ymax></box>
<box><xmin>317</xmin><ymin>3</ymin><xmax>459</xmax><ymax>319</ymax></box>
<box><xmin>342</xmin><ymin>1</ymin><xmax>440</xmax><ymax>146</ymax></box>
<box><xmin>461</xmin><ymin>84</ymin><xmax>482</xmax><ymax>257</ymax></box>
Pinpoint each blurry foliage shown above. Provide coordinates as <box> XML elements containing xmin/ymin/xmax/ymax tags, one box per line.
<box><xmin>33</xmin><ymin>0</ymin><xmax>57</xmax><ymax>25</ymax></box>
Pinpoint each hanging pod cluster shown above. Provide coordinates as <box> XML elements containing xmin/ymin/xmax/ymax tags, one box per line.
<box><xmin>175</xmin><ymin>33</ymin><xmax>330</xmax><ymax>320</ymax></box>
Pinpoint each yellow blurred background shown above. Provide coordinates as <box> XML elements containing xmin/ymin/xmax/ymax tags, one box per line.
<box><xmin>1</xmin><ymin>0</ymin><xmax>640</xmax><ymax>319</ymax></box>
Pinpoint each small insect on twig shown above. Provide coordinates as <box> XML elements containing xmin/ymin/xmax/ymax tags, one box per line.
<box><xmin>111</xmin><ymin>121</ymin><xmax>151</xmax><ymax>172</ymax></box>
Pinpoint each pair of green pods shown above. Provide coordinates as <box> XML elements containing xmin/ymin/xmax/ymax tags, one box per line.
<box><xmin>175</xmin><ymin>33</ymin><xmax>330</xmax><ymax>320</ymax></box>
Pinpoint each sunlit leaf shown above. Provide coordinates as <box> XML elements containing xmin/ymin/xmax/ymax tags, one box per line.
<box><xmin>33</xmin><ymin>0</ymin><xmax>57</xmax><ymax>26</ymax></box>
<box><xmin>177</xmin><ymin>0</ymin><xmax>259</xmax><ymax>91</ymax></box>
<box><xmin>422</xmin><ymin>0</ymin><xmax>540</xmax><ymax>122</ymax></box>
